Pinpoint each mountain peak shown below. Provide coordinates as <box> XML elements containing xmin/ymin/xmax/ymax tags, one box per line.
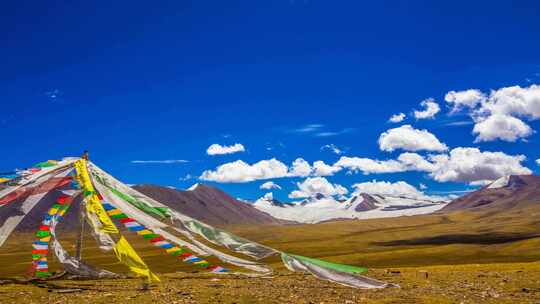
<box><xmin>442</xmin><ymin>174</ymin><xmax>540</xmax><ymax>212</ymax></box>
<box><xmin>255</xmin><ymin>192</ymin><xmax>291</xmax><ymax>208</ymax></box>
<box><xmin>487</xmin><ymin>175</ymin><xmax>510</xmax><ymax>189</ymax></box>
<box><xmin>187</xmin><ymin>183</ymin><xmax>200</xmax><ymax>191</ymax></box>
<box><xmin>133</xmin><ymin>184</ymin><xmax>287</xmax><ymax>226</ymax></box>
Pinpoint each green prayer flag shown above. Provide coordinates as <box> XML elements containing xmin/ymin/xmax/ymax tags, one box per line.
<box><xmin>35</xmin><ymin>271</ymin><xmax>52</xmax><ymax>277</ymax></box>
<box><xmin>34</xmin><ymin>162</ymin><xmax>55</xmax><ymax>168</ymax></box>
<box><xmin>110</xmin><ymin>213</ymin><xmax>127</xmax><ymax>219</ymax></box>
<box><xmin>143</xmin><ymin>234</ymin><xmax>160</xmax><ymax>239</ymax></box>
<box><xmin>288</xmin><ymin>254</ymin><xmax>368</xmax><ymax>274</ymax></box>
<box><xmin>35</xmin><ymin>231</ymin><xmax>50</xmax><ymax>238</ymax></box>
<box><xmin>93</xmin><ymin>174</ymin><xmax>170</xmax><ymax>218</ymax></box>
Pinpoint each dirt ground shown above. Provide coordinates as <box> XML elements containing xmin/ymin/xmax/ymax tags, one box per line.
<box><xmin>1</xmin><ymin>262</ymin><xmax>540</xmax><ymax>304</ymax></box>
<box><xmin>3</xmin><ymin>207</ymin><xmax>540</xmax><ymax>303</ymax></box>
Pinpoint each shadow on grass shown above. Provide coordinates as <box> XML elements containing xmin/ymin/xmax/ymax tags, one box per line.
<box><xmin>372</xmin><ymin>233</ymin><xmax>540</xmax><ymax>246</ymax></box>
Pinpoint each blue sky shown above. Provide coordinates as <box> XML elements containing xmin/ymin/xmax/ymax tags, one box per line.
<box><xmin>1</xmin><ymin>1</ymin><xmax>540</xmax><ymax>201</ymax></box>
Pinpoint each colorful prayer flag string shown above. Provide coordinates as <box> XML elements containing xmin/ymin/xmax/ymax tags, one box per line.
<box><xmin>100</xmin><ymin>201</ymin><xmax>227</xmax><ymax>273</ymax></box>
<box><xmin>30</xmin><ymin>179</ymin><xmax>74</xmax><ymax>278</ymax></box>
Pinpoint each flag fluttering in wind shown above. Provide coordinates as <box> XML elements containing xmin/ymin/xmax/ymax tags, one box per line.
<box><xmin>0</xmin><ymin>157</ymin><xmax>396</xmax><ymax>289</ymax></box>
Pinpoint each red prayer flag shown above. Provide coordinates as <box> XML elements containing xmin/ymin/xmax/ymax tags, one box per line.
<box><xmin>149</xmin><ymin>237</ymin><xmax>165</xmax><ymax>243</ymax></box>
<box><xmin>57</xmin><ymin>195</ymin><xmax>69</xmax><ymax>204</ymax></box>
<box><xmin>38</xmin><ymin>225</ymin><xmax>50</xmax><ymax>231</ymax></box>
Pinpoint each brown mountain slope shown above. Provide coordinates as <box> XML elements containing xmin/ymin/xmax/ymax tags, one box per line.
<box><xmin>133</xmin><ymin>183</ymin><xmax>288</xmax><ymax>226</ymax></box>
<box><xmin>442</xmin><ymin>175</ymin><xmax>540</xmax><ymax>212</ymax></box>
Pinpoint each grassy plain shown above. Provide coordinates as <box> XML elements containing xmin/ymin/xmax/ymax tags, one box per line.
<box><xmin>2</xmin><ymin>206</ymin><xmax>540</xmax><ymax>303</ymax></box>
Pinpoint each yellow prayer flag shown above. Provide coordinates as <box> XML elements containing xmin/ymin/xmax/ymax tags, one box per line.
<box><xmin>48</xmin><ymin>208</ymin><xmax>59</xmax><ymax>215</ymax></box>
<box><xmin>74</xmin><ymin>159</ymin><xmax>118</xmax><ymax>234</ymax></box>
<box><xmin>113</xmin><ymin>236</ymin><xmax>160</xmax><ymax>283</ymax></box>
<box><xmin>74</xmin><ymin>159</ymin><xmax>95</xmax><ymax>191</ymax></box>
<box><xmin>166</xmin><ymin>247</ymin><xmax>180</xmax><ymax>253</ymax></box>
<box><xmin>136</xmin><ymin>229</ymin><xmax>152</xmax><ymax>235</ymax></box>
<box><xmin>86</xmin><ymin>194</ymin><xmax>118</xmax><ymax>233</ymax></box>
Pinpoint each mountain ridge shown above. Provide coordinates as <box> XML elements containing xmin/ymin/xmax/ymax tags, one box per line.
<box><xmin>442</xmin><ymin>175</ymin><xmax>540</xmax><ymax>212</ymax></box>
<box><xmin>133</xmin><ymin>183</ymin><xmax>291</xmax><ymax>226</ymax></box>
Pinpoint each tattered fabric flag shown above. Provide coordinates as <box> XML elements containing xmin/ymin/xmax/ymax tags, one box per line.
<box><xmin>0</xmin><ymin>158</ymin><xmax>78</xmax><ymax>204</ymax></box>
<box><xmin>175</xmin><ymin>218</ymin><xmax>277</xmax><ymax>260</ymax></box>
<box><xmin>0</xmin><ymin>169</ymin><xmax>72</xmax><ymax>248</ymax></box>
<box><xmin>281</xmin><ymin>253</ymin><xmax>396</xmax><ymax>289</ymax></box>
<box><xmin>75</xmin><ymin>159</ymin><xmax>158</xmax><ymax>282</ymax></box>
<box><xmin>89</xmin><ymin>162</ymin><xmax>276</xmax><ymax>260</ymax></box>
<box><xmin>91</xmin><ymin>170</ymin><xmax>169</xmax><ymax>219</ymax></box>
<box><xmin>92</xmin><ymin>179</ymin><xmax>209</xmax><ymax>255</ymax></box>
<box><xmin>73</xmin><ymin>159</ymin><xmax>118</xmax><ymax>234</ymax></box>
<box><xmin>49</xmin><ymin>210</ymin><xmax>118</xmax><ymax>279</ymax></box>
<box><xmin>113</xmin><ymin>236</ymin><xmax>160</xmax><ymax>283</ymax></box>
<box><xmin>102</xmin><ymin>201</ymin><xmax>227</xmax><ymax>273</ymax></box>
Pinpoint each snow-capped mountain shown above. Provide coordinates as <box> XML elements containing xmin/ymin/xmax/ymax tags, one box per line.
<box><xmin>258</xmin><ymin>192</ymin><xmax>294</xmax><ymax>208</ymax></box>
<box><xmin>253</xmin><ymin>192</ymin><xmax>448</xmax><ymax>224</ymax></box>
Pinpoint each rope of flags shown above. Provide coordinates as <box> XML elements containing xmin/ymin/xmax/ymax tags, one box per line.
<box><xmin>0</xmin><ymin>157</ymin><xmax>391</xmax><ymax>288</ymax></box>
<box><xmin>30</xmin><ymin>179</ymin><xmax>75</xmax><ymax>277</ymax></box>
<box><xmin>0</xmin><ymin>160</ymin><xmax>59</xmax><ymax>185</ymax></box>
<box><xmin>99</xmin><ymin>198</ymin><xmax>227</xmax><ymax>273</ymax></box>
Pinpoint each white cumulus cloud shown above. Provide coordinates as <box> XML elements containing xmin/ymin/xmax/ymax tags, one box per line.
<box><xmin>200</xmin><ymin>158</ymin><xmax>288</xmax><ymax>183</ymax></box>
<box><xmin>207</xmin><ymin>143</ymin><xmax>245</xmax><ymax>155</ymax></box>
<box><xmin>414</xmin><ymin>98</ymin><xmax>440</xmax><ymax>119</ymax></box>
<box><xmin>260</xmin><ymin>181</ymin><xmax>282</xmax><ymax>190</ymax></box>
<box><xmin>479</xmin><ymin>84</ymin><xmax>540</xmax><ymax>119</ymax></box>
<box><xmin>289</xmin><ymin>177</ymin><xmax>348</xmax><ymax>199</ymax></box>
<box><xmin>427</xmin><ymin>147</ymin><xmax>531</xmax><ymax>183</ymax></box>
<box><xmin>352</xmin><ymin>180</ymin><xmax>425</xmax><ymax>198</ymax></box>
<box><xmin>446</xmin><ymin>84</ymin><xmax>540</xmax><ymax>142</ymax></box>
<box><xmin>334</xmin><ymin>147</ymin><xmax>531</xmax><ymax>185</ymax></box>
<box><xmin>201</xmin><ymin>157</ymin><xmax>344</xmax><ymax>183</ymax></box>
<box><xmin>334</xmin><ymin>156</ymin><xmax>406</xmax><ymax>174</ymax></box>
<box><xmin>333</xmin><ymin>152</ymin><xmax>434</xmax><ymax>175</ymax></box>
<box><xmin>312</xmin><ymin>160</ymin><xmax>342</xmax><ymax>176</ymax></box>
<box><xmin>388</xmin><ymin>113</ymin><xmax>406</xmax><ymax>123</ymax></box>
<box><xmin>352</xmin><ymin>180</ymin><xmax>448</xmax><ymax>201</ymax></box>
<box><xmin>472</xmin><ymin>114</ymin><xmax>533</xmax><ymax>142</ymax></box>
<box><xmin>397</xmin><ymin>152</ymin><xmax>436</xmax><ymax>172</ymax></box>
<box><xmin>289</xmin><ymin>158</ymin><xmax>313</xmax><ymax>177</ymax></box>
<box><xmin>378</xmin><ymin>125</ymin><xmax>448</xmax><ymax>152</ymax></box>
<box><xmin>445</xmin><ymin>89</ymin><xmax>486</xmax><ymax>113</ymax></box>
